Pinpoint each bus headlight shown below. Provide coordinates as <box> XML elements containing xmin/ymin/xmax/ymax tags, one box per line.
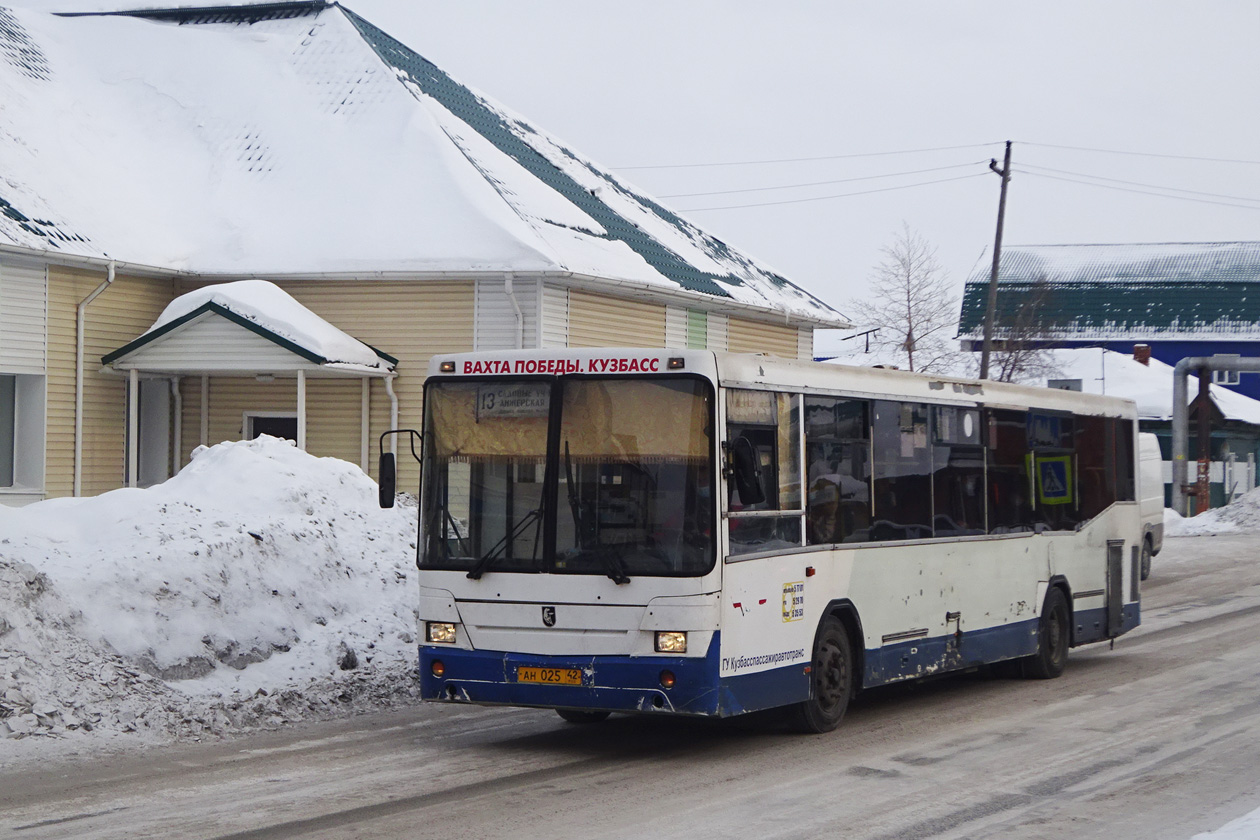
<box><xmin>427</xmin><ymin>622</ymin><xmax>457</xmax><ymax>644</ymax></box>
<box><xmin>655</xmin><ymin>631</ymin><xmax>687</xmax><ymax>653</ymax></box>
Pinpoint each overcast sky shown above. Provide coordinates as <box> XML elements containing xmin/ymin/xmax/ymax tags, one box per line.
<box><xmin>347</xmin><ymin>1</ymin><xmax>1260</xmax><ymax>319</ymax></box>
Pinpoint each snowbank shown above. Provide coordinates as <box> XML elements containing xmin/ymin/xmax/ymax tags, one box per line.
<box><xmin>0</xmin><ymin>437</ymin><xmax>421</xmax><ymax>758</ymax></box>
<box><xmin>1164</xmin><ymin>486</ymin><xmax>1260</xmax><ymax>537</ymax></box>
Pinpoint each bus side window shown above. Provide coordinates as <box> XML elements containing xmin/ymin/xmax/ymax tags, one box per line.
<box><xmin>726</xmin><ymin>389</ymin><xmax>803</xmax><ymax>555</ymax></box>
<box><xmin>932</xmin><ymin>406</ymin><xmax>985</xmax><ymax>537</ymax></box>
<box><xmin>986</xmin><ymin>408</ymin><xmax>1033</xmax><ymax>533</ymax></box>
<box><xmin>871</xmin><ymin>401</ymin><xmax>932</xmax><ymax>541</ymax></box>
<box><xmin>805</xmin><ymin>397</ymin><xmax>870</xmax><ymax>545</ymax></box>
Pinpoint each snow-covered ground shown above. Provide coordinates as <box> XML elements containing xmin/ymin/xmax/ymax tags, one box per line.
<box><xmin>0</xmin><ymin>436</ymin><xmax>421</xmax><ymax>763</ymax></box>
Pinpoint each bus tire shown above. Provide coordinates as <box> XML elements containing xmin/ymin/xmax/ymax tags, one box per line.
<box><xmin>788</xmin><ymin>615</ymin><xmax>852</xmax><ymax>734</ymax></box>
<box><xmin>1024</xmin><ymin>586</ymin><xmax>1069</xmax><ymax>680</ymax></box>
<box><xmin>555</xmin><ymin>709</ymin><xmax>610</xmax><ymax>724</ymax></box>
<box><xmin>1140</xmin><ymin>536</ymin><xmax>1153</xmax><ymax>581</ymax></box>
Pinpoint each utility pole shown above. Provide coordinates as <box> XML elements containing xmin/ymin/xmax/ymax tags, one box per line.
<box><xmin>979</xmin><ymin>140</ymin><xmax>1013</xmax><ymax>380</ymax></box>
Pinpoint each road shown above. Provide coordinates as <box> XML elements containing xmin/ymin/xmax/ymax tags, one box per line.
<box><xmin>3</xmin><ymin>534</ymin><xmax>1260</xmax><ymax>840</ymax></box>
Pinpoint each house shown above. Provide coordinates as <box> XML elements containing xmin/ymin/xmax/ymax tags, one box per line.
<box><xmin>1040</xmin><ymin>347</ymin><xmax>1260</xmax><ymax>509</ymax></box>
<box><xmin>957</xmin><ymin>242</ymin><xmax>1260</xmax><ymax>399</ymax></box>
<box><xmin>0</xmin><ymin>2</ymin><xmax>848</xmax><ymax>506</ymax></box>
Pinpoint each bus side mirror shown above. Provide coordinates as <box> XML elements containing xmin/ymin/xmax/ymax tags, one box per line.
<box><xmin>731</xmin><ymin>436</ymin><xmax>766</xmax><ymax>506</ymax></box>
<box><xmin>379</xmin><ymin>452</ymin><xmax>396</xmax><ymax>509</ymax></box>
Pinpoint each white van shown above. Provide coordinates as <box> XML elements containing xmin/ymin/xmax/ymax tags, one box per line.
<box><xmin>1138</xmin><ymin>432</ymin><xmax>1165</xmax><ymax>580</ymax></box>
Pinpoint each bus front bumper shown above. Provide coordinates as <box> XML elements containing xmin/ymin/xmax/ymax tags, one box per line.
<box><xmin>418</xmin><ymin>635</ymin><xmax>732</xmax><ymax>717</ymax></box>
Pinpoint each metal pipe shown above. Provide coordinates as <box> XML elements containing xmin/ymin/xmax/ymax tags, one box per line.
<box><xmin>1171</xmin><ymin>355</ymin><xmax>1260</xmax><ymax>515</ymax></box>
<box><xmin>75</xmin><ymin>260</ymin><xmax>115</xmax><ymax>496</ymax></box>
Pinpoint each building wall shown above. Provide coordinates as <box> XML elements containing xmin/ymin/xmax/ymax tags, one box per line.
<box><xmin>46</xmin><ymin>266</ymin><xmax>175</xmax><ymax>498</ymax></box>
<box><xmin>727</xmin><ymin>315</ymin><xmax>802</xmax><ymax>358</ymax></box>
<box><xmin>567</xmin><ymin>289</ymin><xmax>666</xmax><ymax>348</ymax></box>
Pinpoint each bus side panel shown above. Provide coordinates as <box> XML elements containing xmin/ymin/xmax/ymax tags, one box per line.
<box><xmin>718</xmin><ymin>553</ymin><xmax>849</xmax><ymax>714</ymax></box>
<box><xmin>845</xmin><ymin>536</ymin><xmax>1043</xmax><ymax>687</ymax></box>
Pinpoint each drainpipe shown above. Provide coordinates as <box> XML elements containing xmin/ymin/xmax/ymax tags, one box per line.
<box><xmin>504</xmin><ymin>273</ymin><xmax>524</xmax><ymax>349</ymax></box>
<box><xmin>170</xmin><ymin>378</ymin><xmax>182</xmax><ymax>476</ymax></box>
<box><xmin>75</xmin><ymin>260</ymin><xmax>115</xmax><ymax>496</ymax></box>
<box><xmin>384</xmin><ymin>374</ymin><xmax>399</xmax><ymax>456</ymax></box>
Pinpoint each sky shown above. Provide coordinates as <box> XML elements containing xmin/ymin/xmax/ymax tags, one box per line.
<box><xmin>341</xmin><ymin>1</ymin><xmax>1260</xmax><ymax>319</ymax></box>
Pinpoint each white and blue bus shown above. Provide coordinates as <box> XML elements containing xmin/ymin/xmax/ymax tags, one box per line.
<box><xmin>380</xmin><ymin>349</ymin><xmax>1141</xmax><ymax>732</ymax></box>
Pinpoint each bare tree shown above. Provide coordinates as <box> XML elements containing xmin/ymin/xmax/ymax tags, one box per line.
<box><xmin>967</xmin><ymin>277</ymin><xmax>1061</xmax><ymax>383</ymax></box>
<box><xmin>849</xmin><ymin>224</ymin><xmax>961</xmax><ymax>374</ymax></box>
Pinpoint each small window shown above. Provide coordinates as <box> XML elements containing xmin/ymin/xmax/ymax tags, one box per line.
<box><xmin>246</xmin><ymin>413</ymin><xmax>298</xmax><ymax>442</ymax></box>
<box><xmin>1212</xmin><ymin>369</ymin><xmax>1240</xmax><ymax>386</ymax></box>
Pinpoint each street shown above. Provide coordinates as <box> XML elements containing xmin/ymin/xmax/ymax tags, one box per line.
<box><xmin>3</xmin><ymin>534</ymin><xmax>1259</xmax><ymax>840</ymax></box>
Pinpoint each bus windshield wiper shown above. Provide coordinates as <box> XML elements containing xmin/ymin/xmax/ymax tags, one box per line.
<box><xmin>466</xmin><ymin>508</ymin><xmax>542</xmax><ymax>580</ymax></box>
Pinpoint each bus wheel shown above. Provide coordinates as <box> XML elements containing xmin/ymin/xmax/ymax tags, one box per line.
<box><xmin>1140</xmin><ymin>537</ymin><xmax>1153</xmax><ymax>581</ymax></box>
<box><xmin>556</xmin><ymin>709</ymin><xmax>610</xmax><ymax>724</ymax></box>
<box><xmin>788</xmin><ymin>616</ymin><xmax>852</xmax><ymax>734</ymax></box>
<box><xmin>1024</xmin><ymin>587</ymin><xmax>1069</xmax><ymax>680</ymax></box>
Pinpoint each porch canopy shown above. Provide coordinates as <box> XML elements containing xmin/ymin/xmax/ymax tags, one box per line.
<box><xmin>103</xmin><ymin>280</ymin><xmax>397</xmax><ymax>485</ymax></box>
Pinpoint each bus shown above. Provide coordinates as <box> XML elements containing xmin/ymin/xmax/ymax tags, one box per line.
<box><xmin>379</xmin><ymin>348</ymin><xmax>1141</xmax><ymax>732</ymax></box>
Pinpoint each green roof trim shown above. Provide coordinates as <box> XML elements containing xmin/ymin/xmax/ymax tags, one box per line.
<box><xmin>103</xmin><ymin>301</ymin><xmax>330</xmax><ymax>366</ymax></box>
<box><xmin>343</xmin><ymin>6</ymin><xmax>796</xmax><ymax>300</ymax></box>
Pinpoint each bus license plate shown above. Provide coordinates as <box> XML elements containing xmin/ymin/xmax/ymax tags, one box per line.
<box><xmin>517</xmin><ymin>666</ymin><xmax>582</xmax><ymax>685</ymax></box>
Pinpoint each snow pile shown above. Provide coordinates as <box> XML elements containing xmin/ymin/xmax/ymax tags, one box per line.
<box><xmin>1163</xmin><ymin>486</ymin><xmax>1260</xmax><ymax>536</ymax></box>
<box><xmin>0</xmin><ymin>437</ymin><xmax>421</xmax><ymax>753</ymax></box>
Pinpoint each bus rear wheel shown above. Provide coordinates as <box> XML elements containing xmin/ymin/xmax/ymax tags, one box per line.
<box><xmin>1140</xmin><ymin>537</ymin><xmax>1153</xmax><ymax>581</ymax></box>
<box><xmin>788</xmin><ymin>616</ymin><xmax>852</xmax><ymax>734</ymax></box>
<box><xmin>555</xmin><ymin>709</ymin><xmax>610</xmax><ymax>724</ymax></box>
<box><xmin>1024</xmin><ymin>587</ymin><xmax>1069</xmax><ymax>680</ymax></box>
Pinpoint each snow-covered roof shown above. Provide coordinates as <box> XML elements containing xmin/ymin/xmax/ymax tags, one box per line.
<box><xmin>957</xmin><ymin>242</ymin><xmax>1260</xmax><ymax>341</ymax></box>
<box><xmin>0</xmin><ymin>2</ymin><xmax>846</xmax><ymax>326</ymax></box>
<box><xmin>103</xmin><ymin>279</ymin><xmax>396</xmax><ymax>374</ymax></box>
<box><xmin>1040</xmin><ymin>348</ymin><xmax>1260</xmax><ymax>425</ymax></box>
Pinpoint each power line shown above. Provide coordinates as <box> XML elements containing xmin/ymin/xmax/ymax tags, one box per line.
<box><xmin>614</xmin><ymin>142</ymin><xmax>1003</xmax><ymax>171</ymax></box>
<box><xmin>677</xmin><ymin>172</ymin><xmax>990</xmax><ymax>212</ymax></box>
<box><xmin>1020</xmin><ymin>163</ymin><xmax>1260</xmax><ymax>205</ymax></box>
<box><xmin>1019</xmin><ymin>141</ymin><xmax>1260</xmax><ymax>166</ymax></box>
<box><xmin>1017</xmin><ymin>170</ymin><xmax>1260</xmax><ymax>211</ymax></box>
<box><xmin>657</xmin><ymin>161</ymin><xmax>988</xmax><ymax>199</ymax></box>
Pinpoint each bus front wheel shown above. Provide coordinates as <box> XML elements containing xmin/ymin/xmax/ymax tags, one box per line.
<box><xmin>788</xmin><ymin>616</ymin><xmax>852</xmax><ymax>734</ymax></box>
<box><xmin>1024</xmin><ymin>587</ymin><xmax>1069</xmax><ymax>680</ymax></box>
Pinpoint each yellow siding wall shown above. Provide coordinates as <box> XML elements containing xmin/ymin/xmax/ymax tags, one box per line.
<box><xmin>176</xmin><ymin>279</ymin><xmax>475</xmax><ymax>492</ymax></box>
<box><xmin>567</xmin><ymin>290</ymin><xmax>666</xmax><ymax>348</ymax></box>
<box><xmin>727</xmin><ymin>316</ymin><xmax>801</xmax><ymax>358</ymax></box>
<box><xmin>46</xmin><ymin>267</ymin><xmax>176</xmax><ymax>497</ymax></box>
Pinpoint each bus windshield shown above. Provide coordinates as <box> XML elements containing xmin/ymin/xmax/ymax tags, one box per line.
<box><xmin>421</xmin><ymin>376</ymin><xmax>715</xmax><ymax>579</ymax></box>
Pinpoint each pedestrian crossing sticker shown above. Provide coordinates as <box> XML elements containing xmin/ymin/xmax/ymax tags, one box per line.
<box><xmin>1036</xmin><ymin>455</ymin><xmax>1073</xmax><ymax>505</ymax></box>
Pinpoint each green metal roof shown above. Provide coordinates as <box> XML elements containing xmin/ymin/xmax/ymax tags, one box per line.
<box><xmin>959</xmin><ymin>243</ymin><xmax>1260</xmax><ymax>340</ymax></box>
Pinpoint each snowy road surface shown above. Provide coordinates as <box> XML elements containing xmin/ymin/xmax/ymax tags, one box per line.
<box><xmin>2</xmin><ymin>533</ymin><xmax>1259</xmax><ymax>840</ymax></box>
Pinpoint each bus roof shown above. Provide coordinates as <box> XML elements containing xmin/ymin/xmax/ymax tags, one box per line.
<box><xmin>427</xmin><ymin>349</ymin><xmax>1137</xmax><ymax>418</ymax></box>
